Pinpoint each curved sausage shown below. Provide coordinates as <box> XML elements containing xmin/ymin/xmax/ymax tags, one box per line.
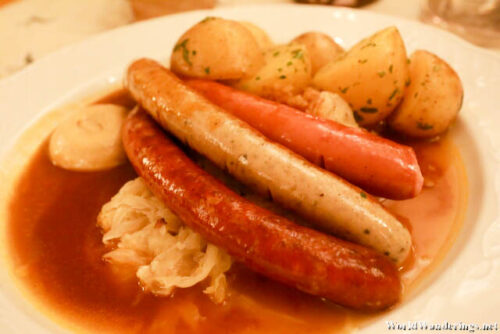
<box><xmin>122</xmin><ymin>108</ymin><xmax>401</xmax><ymax>310</ymax></box>
<box><xmin>125</xmin><ymin>58</ymin><xmax>412</xmax><ymax>264</ymax></box>
<box><xmin>186</xmin><ymin>79</ymin><xmax>423</xmax><ymax>200</ymax></box>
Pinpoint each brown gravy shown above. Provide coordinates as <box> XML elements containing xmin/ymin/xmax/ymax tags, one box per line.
<box><xmin>7</xmin><ymin>91</ymin><xmax>467</xmax><ymax>334</ymax></box>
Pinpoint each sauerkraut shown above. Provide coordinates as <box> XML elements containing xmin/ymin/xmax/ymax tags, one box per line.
<box><xmin>97</xmin><ymin>177</ymin><xmax>232</xmax><ymax>303</ymax></box>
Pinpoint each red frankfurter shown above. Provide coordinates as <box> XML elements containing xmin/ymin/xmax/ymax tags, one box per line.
<box><xmin>122</xmin><ymin>108</ymin><xmax>401</xmax><ymax>310</ymax></box>
<box><xmin>187</xmin><ymin>79</ymin><xmax>423</xmax><ymax>200</ymax></box>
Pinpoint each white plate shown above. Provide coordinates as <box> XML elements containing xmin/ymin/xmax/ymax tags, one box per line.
<box><xmin>0</xmin><ymin>4</ymin><xmax>499</xmax><ymax>333</ymax></box>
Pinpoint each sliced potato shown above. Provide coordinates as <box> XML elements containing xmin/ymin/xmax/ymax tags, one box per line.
<box><xmin>313</xmin><ymin>27</ymin><xmax>409</xmax><ymax>126</ymax></box>
<box><xmin>235</xmin><ymin>43</ymin><xmax>312</xmax><ymax>102</ymax></box>
<box><xmin>170</xmin><ymin>17</ymin><xmax>264</xmax><ymax>80</ymax></box>
<box><xmin>292</xmin><ymin>32</ymin><xmax>344</xmax><ymax>74</ymax></box>
<box><xmin>239</xmin><ymin>21</ymin><xmax>274</xmax><ymax>50</ymax></box>
<box><xmin>49</xmin><ymin>104</ymin><xmax>128</xmax><ymax>171</ymax></box>
<box><xmin>388</xmin><ymin>50</ymin><xmax>463</xmax><ymax>137</ymax></box>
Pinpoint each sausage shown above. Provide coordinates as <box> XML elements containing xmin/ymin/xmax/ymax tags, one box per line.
<box><xmin>186</xmin><ymin>79</ymin><xmax>423</xmax><ymax>200</ymax></box>
<box><xmin>125</xmin><ymin>58</ymin><xmax>412</xmax><ymax>264</ymax></box>
<box><xmin>122</xmin><ymin>108</ymin><xmax>401</xmax><ymax>310</ymax></box>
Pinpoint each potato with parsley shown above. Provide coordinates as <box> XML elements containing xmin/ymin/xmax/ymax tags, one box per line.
<box><xmin>292</xmin><ymin>32</ymin><xmax>344</xmax><ymax>74</ymax></box>
<box><xmin>170</xmin><ymin>17</ymin><xmax>264</xmax><ymax>80</ymax></box>
<box><xmin>239</xmin><ymin>21</ymin><xmax>274</xmax><ymax>50</ymax></box>
<box><xmin>235</xmin><ymin>43</ymin><xmax>312</xmax><ymax>101</ymax></box>
<box><xmin>313</xmin><ymin>27</ymin><xmax>409</xmax><ymax>126</ymax></box>
<box><xmin>388</xmin><ymin>50</ymin><xmax>463</xmax><ymax>138</ymax></box>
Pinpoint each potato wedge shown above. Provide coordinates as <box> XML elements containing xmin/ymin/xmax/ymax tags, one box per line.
<box><xmin>388</xmin><ymin>50</ymin><xmax>463</xmax><ymax>137</ymax></box>
<box><xmin>239</xmin><ymin>21</ymin><xmax>274</xmax><ymax>50</ymax></box>
<box><xmin>235</xmin><ymin>43</ymin><xmax>312</xmax><ymax>102</ymax></box>
<box><xmin>313</xmin><ymin>27</ymin><xmax>409</xmax><ymax>126</ymax></box>
<box><xmin>292</xmin><ymin>32</ymin><xmax>344</xmax><ymax>74</ymax></box>
<box><xmin>170</xmin><ymin>17</ymin><xmax>264</xmax><ymax>80</ymax></box>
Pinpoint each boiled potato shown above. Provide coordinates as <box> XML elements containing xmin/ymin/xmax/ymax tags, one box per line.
<box><xmin>292</xmin><ymin>32</ymin><xmax>344</xmax><ymax>74</ymax></box>
<box><xmin>49</xmin><ymin>104</ymin><xmax>128</xmax><ymax>171</ymax></box>
<box><xmin>170</xmin><ymin>17</ymin><xmax>264</xmax><ymax>80</ymax></box>
<box><xmin>306</xmin><ymin>91</ymin><xmax>358</xmax><ymax>128</ymax></box>
<box><xmin>388</xmin><ymin>50</ymin><xmax>463</xmax><ymax>138</ymax></box>
<box><xmin>313</xmin><ymin>27</ymin><xmax>409</xmax><ymax>126</ymax></box>
<box><xmin>235</xmin><ymin>43</ymin><xmax>312</xmax><ymax>101</ymax></box>
<box><xmin>239</xmin><ymin>21</ymin><xmax>274</xmax><ymax>50</ymax></box>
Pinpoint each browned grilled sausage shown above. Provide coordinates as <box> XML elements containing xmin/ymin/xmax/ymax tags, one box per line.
<box><xmin>124</xmin><ymin>58</ymin><xmax>412</xmax><ymax>264</ymax></box>
<box><xmin>122</xmin><ymin>108</ymin><xmax>401</xmax><ymax>310</ymax></box>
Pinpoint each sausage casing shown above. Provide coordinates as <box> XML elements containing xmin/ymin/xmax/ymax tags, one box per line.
<box><xmin>125</xmin><ymin>58</ymin><xmax>412</xmax><ymax>264</ymax></box>
<box><xmin>122</xmin><ymin>108</ymin><xmax>401</xmax><ymax>310</ymax></box>
<box><xmin>187</xmin><ymin>79</ymin><xmax>423</xmax><ymax>200</ymax></box>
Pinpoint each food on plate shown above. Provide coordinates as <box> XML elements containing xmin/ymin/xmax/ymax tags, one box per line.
<box><xmin>49</xmin><ymin>104</ymin><xmax>128</xmax><ymax>171</ymax></box>
<box><xmin>239</xmin><ymin>21</ymin><xmax>274</xmax><ymax>50</ymax></box>
<box><xmin>5</xmin><ymin>17</ymin><xmax>468</xmax><ymax>334</ymax></box>
<box><xmin>126</xmin><ymin>58</ymin><xmax>412</xmax><ymax>263</ymax></box>
<box><xmin>388</xmin><ymin>50</ymin><xmax>464</xmax><ymax>138</ymax></box>
<box><xmin>235</xmin><ymin>43</ymin><xmax>312</xmax><ymax>102</ymax></box>
<box><xmin>170</xmin><ymin>17</ymin><xmax>264</xmax><ymax>80</ymax></box>
<box><xmin>187</xmin><ymin>79</ymin><xmax>423</xmax><ymax>200</ymax></box>
<box><xmin>305</xmin><ymin>90</ymin><xmax>358</xmax><ymax>128</ymax></box>
<box><xmin>291</xmin><ymin>32</ymin><xmax>344</xmax><ymax>74</ymax></box>
<box><xmin>98</xmin><ymin>177</ymin><xmax>232</xmax><ymax>303</ymax></box>
<box><xmin>313</xmin><ymin>27</ymin><xmax>409</xmax><ymax>126</ymax></box>
<box><xmin>123</xmin><ymin>108</ymin><xmax>402</xmax><ymax>310</ymax></box>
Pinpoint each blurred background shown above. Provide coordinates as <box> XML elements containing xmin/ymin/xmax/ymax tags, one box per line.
<box><xmin>0</xmin><ymin>0</ymin><xmax>499</xmax><ymax>78</ymax></box>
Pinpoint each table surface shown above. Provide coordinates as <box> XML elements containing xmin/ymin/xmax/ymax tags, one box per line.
<box><xmin>0</xmin><ymin>0</ymin><xmax>497</xmax><ymax>79</ymax></box>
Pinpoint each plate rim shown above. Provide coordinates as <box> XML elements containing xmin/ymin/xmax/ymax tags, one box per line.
<box><xmin>0</xmin><ymin>4</ymin><xmax>499</xmax><ymax>333</ymax></box>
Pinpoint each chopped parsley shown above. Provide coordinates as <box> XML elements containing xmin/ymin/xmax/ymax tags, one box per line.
<box><xmin>364</xmin><ymin>228</ymin><xmax>370</xmax><ymax>234</ymax></box>
<box><xmin>353</xmin><ymin>111</ymin><xmax>364</xmax><ymax>122</ymax></box>
<box><xmin>366</xmin><ymin>98</ymin><xmax>372</xmax><ymax>105</ymax></box>
<box><xmin>173</xmin><ymin>39</ymin><xmax>192</xmax><ymax>66</ymax></box>
<box><xmin>358</xmin><ymin>59</ymin><xmax>368</xmax><ymax>64</ymax></box>
<box><xmin>204</xmin><ymin>67</ymin><xmax>210</xmax><ymax>75</ymax></box>
<box><xmin>360</xmin><ymin>192</ymin><xmax>367</xmax><ymax>198</ymax></box>
<box><xmin>417</xmin><ymin>122</ymin><xmax>434</xmax><ymax>130</ymax></box>
<box><xmin>291</xmin><ymin>49</ymin><xmax>304</xmax><ymax>60</ymax></box>
<box><xmin>405</xmin><ymin>78</ymin><xmax>411</xmax><ymax>87</ymax></box>
<box><xmin>360</xmin><ymin>107</ymin><xmax>378</xmax><ymax>113</ymax></box>
<box><xmin>407</xmin><ymin>58</ymin><xmax>411</xmax><ymax>64</ymax></box>
<box><xmin>279</xmin><ymin>75</ymin><xmax>287</xmax><ymax>79</ymax></box>
<box><xmin>255</xmin><ymin>76</ymin><xmax>261</xmax><ymax>81</ymax></box>
<box><xmin>192</xmin><ymin>50</ymin><xmax>197</xmax><ymax>55</ymax></box>
<box><xmin>273</xmin><ymin>51</ymin><xmax>280</xmax><ymax>57</ymax></box>
<box><xmin>200</xmin><ymin>16</ymin><xmax>216</xmax><ymax>23</ymax></box>
<box><xmin>388</xmin><ymin>88</ymin><xmax>399</xmax><ymax>101</ymax></box>
<box><xmin>286</xmin><ymin>61</ymin><xmax>293</xmax><ymax>66</ymax></box>
<box><xmin>388</xmin><ymin>64</ymin><xmax>393</xmax><ymax>73</ymax></box>
<box><xmin>339</xmin><ymin>86</ymin><xmax>349</xmax><ymax>94</ymax></box>
<box><xmin>361</xmin><ymin>42</ymin><xmax>376</xmax><ymax>49</ymax></box>
<box><xmin>377</xmin><ymin>71</ymin><xmax>386</xmax><ymax>78</ymax></box>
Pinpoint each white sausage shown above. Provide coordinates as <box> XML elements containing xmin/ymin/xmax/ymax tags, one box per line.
<box><xmin>125</xmin><ymin>58</ymin><xmax>412</xmax><ymax>264</ymax></box>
